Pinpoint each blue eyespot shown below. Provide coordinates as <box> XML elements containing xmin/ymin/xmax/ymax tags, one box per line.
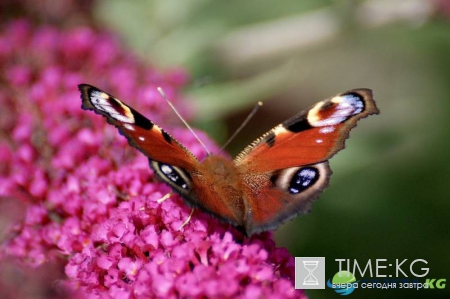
<box><xmin>159</xmin><ymin>164</ymin><xmax>189</xmax><ymax>190</ymax></box>
<box><xmin>288</xmin><ymin>167</ymin><xmax>319</xmax><ymax>194</ymax></box>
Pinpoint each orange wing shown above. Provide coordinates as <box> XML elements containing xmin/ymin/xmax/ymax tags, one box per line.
<box><xmin>235</xmin><ymin>89</ymin><xmax>379</xmax><ymax>235</ymax></box>
<box><xmin>80</xmin><ymin>84</ymin><xmax>246</xmax><ymax>229</ymax></box>
<box><xmin>79</xmin><ymin>84</ymin><xmax>199</xmax><ymax>171</ymax></box>
<box><xmin>235</xmin><ymin>89</ymin><xmax>378</xmax><ymax>173</ymax></box>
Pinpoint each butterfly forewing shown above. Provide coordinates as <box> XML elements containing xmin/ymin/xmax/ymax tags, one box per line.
<box><xmin>79</xmin><ymin>84</ymin><xmax>199</xmax><ymax>171</ymax></box>
<box><xmin>234</xmin><ymin>89</ymin><xmax>378</xmax><ymax>173</ymax></box>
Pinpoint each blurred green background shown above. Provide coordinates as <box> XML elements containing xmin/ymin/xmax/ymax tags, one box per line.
<box><xmin>92</xmin><ymin>0</ymin><xmax>450</xmax><ymax>298</ymax></box>
<box><xmin>7</xmin><ymin>0</ymin><xmax>449</xmax><ymax>297</ymax></box>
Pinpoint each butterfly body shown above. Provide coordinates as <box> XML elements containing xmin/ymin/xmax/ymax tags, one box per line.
<box><xmin>79</xmin><ymin>84</ymin><xmax>379</xmax><ymax>236</ymax></box>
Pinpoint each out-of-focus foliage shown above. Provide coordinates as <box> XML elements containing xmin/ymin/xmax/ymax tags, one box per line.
<box><xmin>95</xmin><ymin>1</ymin><xmax>449</xmax><ymax>298</ymax></box>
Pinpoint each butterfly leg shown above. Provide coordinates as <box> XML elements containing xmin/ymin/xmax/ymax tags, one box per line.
<box><xmin>178</xmin><ymin>208</ymin><xmax>195</xmax><ymax>230</ymax></box>
<box><xmin>157</xmin><ymin>192</ymin><xmax>172</xmax><ymax>203</ymax></box>
<box><xmin>111</xmin><ymin>187</ymin><xmax>130</xmax><ymax>201</ymax></box>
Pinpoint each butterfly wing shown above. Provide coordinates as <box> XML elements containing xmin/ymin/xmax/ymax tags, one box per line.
<box><xmin>79</xmin><ymin>84</ymin><xmax>247</xmax><ymax>228</ymax></box>
<box><xmin>235</xmin><ymin>89</ymin><xmax>379</xmax><ymax>235</ymax></box>
<box><xmin>79</xmin><ymin>84</ymin><xmax>202</xmax><ymax>193</ymax></box>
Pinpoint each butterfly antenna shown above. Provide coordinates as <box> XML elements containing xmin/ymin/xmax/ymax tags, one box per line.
<box><xmin>219</xmin><ymin>101</ymin><xmax>263</xmax><ymax>154</ymax></box>
<box><xmin>157</xmin><ymin>87</ymin><xmax>211</xmax><ymax>156</ymax></box>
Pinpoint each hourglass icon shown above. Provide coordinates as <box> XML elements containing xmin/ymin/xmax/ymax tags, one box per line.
<box><xmin>302</xmin><ymin>261</ymin><xmax>319</xmax><ymax>285</ymax></box>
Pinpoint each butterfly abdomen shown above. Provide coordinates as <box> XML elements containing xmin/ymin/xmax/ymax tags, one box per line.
<box><xmin>187</xmin><ymin>155</ymin><xmax>247</xmax><ymax>226</ymax></box>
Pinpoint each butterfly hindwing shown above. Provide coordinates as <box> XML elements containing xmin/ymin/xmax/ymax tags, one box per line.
<box><xmin>241</xmin><ymin>161</ymin><xmax>331</xmax><ymax>234</ymax></box>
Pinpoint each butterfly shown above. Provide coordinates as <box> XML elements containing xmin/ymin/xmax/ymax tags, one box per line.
<box><xmin>79</xmin><ymin>84</ymin><xmax>379</xmax><ymax>236</ymax></box>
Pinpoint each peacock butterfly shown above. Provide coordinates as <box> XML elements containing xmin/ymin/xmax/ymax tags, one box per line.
<box><xmin>79</xmin><ymin>84</ymin><xmax>379</xmax><ymax>236</ymax></box>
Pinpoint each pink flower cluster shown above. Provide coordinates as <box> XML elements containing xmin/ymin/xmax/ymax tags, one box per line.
<box><xmin>0</xmin><ymin>20</ymin><xmax>305</xmax><ymax>298</ymax></box>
